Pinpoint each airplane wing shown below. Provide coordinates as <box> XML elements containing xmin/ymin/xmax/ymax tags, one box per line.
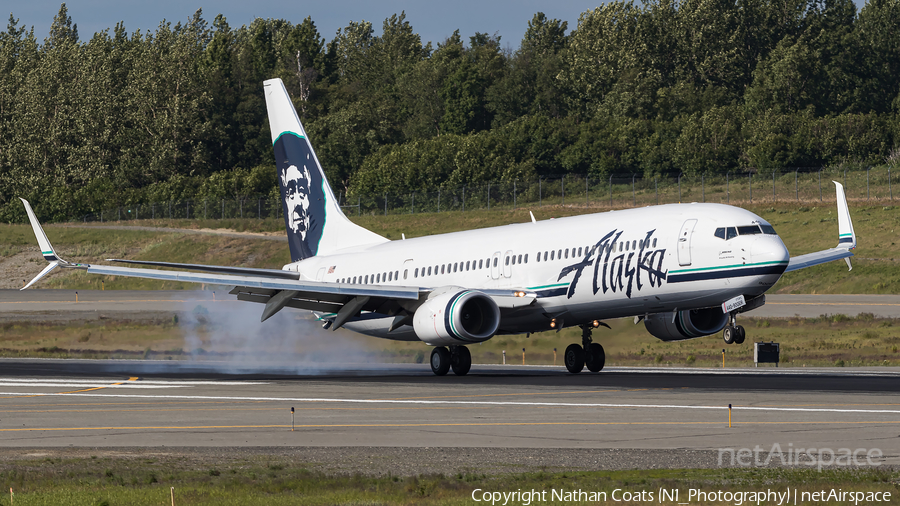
<box><xmin>18</xmin><ymin>199</ymin><xmax>535</xmax><ymax>327</ymax></box>
<box><xmin>784</xmin><ymin>181</ymin><xmax>856</xmax><ymax>273</ymax></box>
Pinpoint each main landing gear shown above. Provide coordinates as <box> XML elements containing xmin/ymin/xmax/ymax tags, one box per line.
<box><xmin>430</xmin><ymin>345</ymin><xmax>472</xmax><ymax>376</ymax></box>
<box><xmin>564</xmin><ymin>324</ymin><xmax>606</xmax><ymax>374</ymax></box>
<box><xmin>723</xmin><ymin>313</ymin><xmax>746</xmax><ymax>345</ymax></box>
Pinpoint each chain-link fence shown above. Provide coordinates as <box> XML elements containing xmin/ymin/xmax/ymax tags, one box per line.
<box><xmin>78</xmin><ymin>166</ymin><xmax>898</xmax><ymax>223</ymax></box>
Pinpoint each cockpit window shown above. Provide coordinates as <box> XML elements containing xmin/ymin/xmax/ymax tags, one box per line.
<box><xmin>760</xmin><ymin>224</ymin><xmax>777</xmax><ymax>235</ymax></box>
<box><xmin>726</xmin><ymin>227</ymin><xmax>737</xmax><ymax>240</ymax></box>
<box><xmin>737</xmin><ymin>225</ymin><xmax>762</xmax><ymax>235</ymax></box>
<box><xmin>714</xmin><ymin>228</ymin><xmax>726</xmax><ymax>240</ymax></box>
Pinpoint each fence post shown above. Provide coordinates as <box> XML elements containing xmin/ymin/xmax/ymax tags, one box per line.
<box><xmin>632</xmin><ymin>174</ymin><xmax>636</xmax><ymax>206</ymax></box>
<box><xmin>438</xmin><ymin>188</ymin><xmax>441</xmax><ymax>212</ymax></box>
<box><xmin>513</xmin><ymin>181</ymin><xmax>517</xmax><ymax>210</ymax></box>
<box><xmin>726</xmin><ymin>172</ymin><xmax>730</xmax><ymax>204</ymax></box>
<box><xmin>609</xmin><ymin>175</ymin><xmax>613</xmax><ymax>207</ymax></box>
<box><xmin>538</xmin><ymin>178</ymin><xmax>542</xmax><ymax>207</ymax></box>
<box><xmin>844</xmin><ymin>168</ymin><xmax>847</xmax><ymax>189</ymax></box>
<box><xmin>240</xmin><ymin>198</ymin><xmax>243</xmax><ymax>218</ymax></box>
<box><xmin>561</xmin><ymin>178</ymin><xmax>565</xmax><ymax>206</ymax></box>
<box><xmin>204</xmin><ymin>200</ymin><xmax>207</xmax><ymax>220</ymax></box>
<box><xmin>221</xmin><ymin>199</ymin><xmax>224</xmax><ymax>219</ymax></box>
<box><xmin>463</xmin><ymin>186</ymin><xmax>466</xmax><ymax>211</ymax></box>
<box><xmin>890</xmin><ymin>167</ymin><xmax>893</xmax><ymax>201</ymax></box>
<box><xmin>867</xmin><ymin>167</ymin><xmax>870</xmax><ymax>200</ymax></box>
<box><xmin>749</xmin><ymin>173</ymin><xmax>752</xmax><ymax>202</ymax></box>
<box><xmin>357</xmin><ymin>196</ymin><xmax>360</xmax><ymax>216</ymax></box>
<box><xmin>655</xmin><ymin>177</ymin><xmax>658</xmax><ymax>205</ymax></box>
<box><xmin>186</xmin><ymin>201</ymin><xmax>190</xmax><ymax>220</ymax></box>
<box><xmin>678</xmin><ymin>174</ymin><xmax>681</xmax><ymax>202</ymax></box>
<box><xmin>487</xmin><ymin>183</ymin><xmax>490</xmax><ymax>210</ymax></box>
<box><xmin>701</xmin><ymin>174</ymin><xmax>704</xmax><ymax>203</ymax></box>
<box><xmin>384</xmin><ymin>192</ymin><xmax>387</xmax><ymax>216</ymax></box>
<box><xmin>819</xmin><ymin>169</ymin><xmax>822</xmax><ymax>201</ymax></box>
<box><xmin>772</xmin><ymin>170</ymin><xmax>776</xmax><ymax>202</ymax></box>
<box><xmin>585</xmin><ymin>177</ymin><xmax>589</xmax><ymax>206</ymax></box>
<box><xmin>795</xmin><ymin>169</ymin><xmax>799</xmax><ymax>201</ymax></box>
<box><xmin>169</xmin><ymin>201</ymin><xmax>172</xmax><ymax>219</ymax></box>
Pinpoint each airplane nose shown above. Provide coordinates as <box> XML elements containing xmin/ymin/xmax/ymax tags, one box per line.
<box><xmin>751</xmin><ymin>235</ymin><xmax>790</xmax><ymax>266</ymax></box>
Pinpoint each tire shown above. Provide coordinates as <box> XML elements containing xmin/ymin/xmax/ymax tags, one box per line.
<box><xmin>723</xmin><ymin>326</ymin><xmax>735</xmax><ymax>345</ymax></box>
<box><xmin>734</xmin><ymin>325</ymin><xmax>746</xmax><ymax>344</ymax></box>
<box><xmin>585</xmin><ymin>343</ymin><xmax>606</xmax><ymax>372</ymax></box>
<box><xmin>450</xmin><ymin>346</ymin><xmax>472</xmax><ymax>376</ymax></box>
<box><xmin>564</xmin><ymin>344</ymin><xmax>585</xmax><ymax>374</ymax></box>
<box><xmin>430</xmin><ymin>347</ymin><xmax>451</xmax><ymax>376</ymax></box>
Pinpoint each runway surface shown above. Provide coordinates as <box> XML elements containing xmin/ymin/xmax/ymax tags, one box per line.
<box><xmin>4</xmin><ymin>290</ymin><xmax>900</xmax><ymax>319</ymax></box>
<box><xmin>1</xmin><ymin>358</ymin><xmax>899</xmax><ymax>469</ymax></box>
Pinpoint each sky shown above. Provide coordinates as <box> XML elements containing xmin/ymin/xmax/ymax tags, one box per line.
<box><xmin>9</xmin><ymin>1</ymin><xmax>612</xmax><ymax>50</ymax></box>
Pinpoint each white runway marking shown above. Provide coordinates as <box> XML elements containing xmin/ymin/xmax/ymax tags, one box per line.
<box><xmin>1</xmin><ymin>391</ymin><xmax>899</xmax><ymax>415</ymax></box>
<box><xmin>0</xmin><ymin>379</ymin><xmax>266</xmax><ymax>386</ymax></box>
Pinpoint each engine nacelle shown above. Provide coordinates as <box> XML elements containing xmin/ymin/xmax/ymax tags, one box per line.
<box><xmin>413</xmin><ymin>287</ymin><xmax>500</xmax><ymax>346</ymax></box>
<box><xmin>644</xmin><ymin>308</ymin><xmax>729</xmax><ymax>342</ymax></box>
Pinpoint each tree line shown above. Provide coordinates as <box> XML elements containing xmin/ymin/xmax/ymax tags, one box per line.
<box><xmin>0</xmin><ymin>1</ymin><xmax>898</xmax><ymax>222</ymax></box>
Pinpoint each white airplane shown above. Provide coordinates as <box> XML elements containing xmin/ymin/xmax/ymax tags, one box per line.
<box><xmin>20</xmin><ymin>78</ymin><xmax>857</xmax><ymax>376</ymax></box>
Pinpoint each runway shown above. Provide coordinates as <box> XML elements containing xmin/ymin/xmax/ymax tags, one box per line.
<box><xmin>4</xmin><ymin>290</ymin><xmax>900</xmax><ymax>319</ymax></box>
<box><xmin>1</xmin><ymin>359</ymin><xmax>899</xmax><ymax>469</ymax></box>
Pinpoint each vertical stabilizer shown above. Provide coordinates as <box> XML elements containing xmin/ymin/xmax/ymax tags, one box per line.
<box><xmin>263</xmin><ymin>78</ymin><xmax>387</xmax><ymax>262</ymax></box>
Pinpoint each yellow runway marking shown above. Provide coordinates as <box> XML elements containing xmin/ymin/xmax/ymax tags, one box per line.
<box><xmin>0</xmin><ymin>377</ymin><xmax>139</xmax><ymax>399</ymax></box>
<box><xmin>389</xmin><ymin>389</ymin><xmax>622</xmax><ymax>400</ymax></box>
<box><xmin>3</xmin><ymin>420</ymin><xmax>900</xmax><ymax>433</ymax></box>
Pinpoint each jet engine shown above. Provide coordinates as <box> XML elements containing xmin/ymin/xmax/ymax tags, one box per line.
<box><xmin>413</xmin><ymin>287</ymin><xmax>500</xmax><ymax>346</ymax></box>
<box><xmin>644</xmin><ymin>308</ymin><xmax>729</xmax><ymax>341</ymax></box>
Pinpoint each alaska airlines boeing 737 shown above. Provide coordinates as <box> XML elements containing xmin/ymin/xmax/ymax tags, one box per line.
<box><xmin>19</xmin><ymin>78</ymin><xmax>857</xmax><ymax>376</ymax></box>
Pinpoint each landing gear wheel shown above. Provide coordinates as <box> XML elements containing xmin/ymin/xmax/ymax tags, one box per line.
<box><xmin>430</xmin><ymin>347</ymin><xmax>451</xmax><ymax>376</ymax></box>
<box><xmin>734</xmin><ymin>325</ymin><xmax>746</xmax><ymax>344</ymax></box>
<box><xmin>450</xmin><ymin>346</ymin><xmax>472</xmax><ymax>376</ymax></box>
<box><xmin>723</xmin><ymin>326</ymin><xmax>735</xmax><ymax>345</ymax></box>
<box><xmin>585</xmin><ymin>343</ymin><xmax>606</xmax><ymax>372</ymax></box>
<box><xmin>564</xmin><ymin>344</ymin><xmax>585</xmax><ymax>374</ymax></box>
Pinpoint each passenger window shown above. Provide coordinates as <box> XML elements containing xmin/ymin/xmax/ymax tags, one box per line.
<box><xmin>652</xmin><ymin>238</ymin><xmax>657</xmax><ymax>248</ymax></box>
<box><xmin>543</xmin><ymin>252</ymin><xmax>548</xmax><ymax>261</ymax></box>
<box><xmin>714</xmin><ymin>228</ymin><xmax>726</xmax><ymax>240</ymax></box>
<box><xmin>557</xmin><ymin>249</ymin><xmax>562</xmax><ymax>258</ymax></box>
<box><xmin>376</xmin><ymin>274</ymin><xmax>381</xmax><ymax>283</ymax></box>
<box><xmin>441</xmin><ymin>265</ymin><xmax>445</xmax><ymax>274</ymax></box>
<box><xmin>550</xmin><ymin>251</ymin><xmax>555</xmax><ymax>260</ymax></box>
<box><xmin>414</xmin><ymin>268</ymin><xmax>418</xmax><ymax>278</ymax></box>
<box><xmin>452</xmin><ymin>263</ymin><xmax>457</xmax><ymax>273</ymax></box>
<box><xmin>466</xmin><ymin>261</ymin><xmax>470</xmax><ymax>271</ymax></box>
<box><xmin>505</xmin><ymin>256</ymin><xmax>510</xmax><ymax>265</ymax></box>
<box><xmin>479</xmin><ymin>259</ymin><xmax>483</xmax><ymax>269</ymax></box>
<box><xmin>517</xmin><ymin>254</ymin><xmax>522</xmax><ymax>263</ymax></box>
<box><xmin>493</xmin><ymin>257</ymin><xmax>498</xmax><ymax>267</ymax></box>
<box><xmin>364</xmin><ymin>275</ymin><xmax>368</xmax><ymax>284</ymax></box>
<box><xmin>564</xmin><ymin>249</ymin><xmax>569</xmax><ymax>259</ymax></box>
<box><xmin>726</xmin><ymin>227</ymin><xmax>737</xmax><ymax>240</ymax></box>
<box><xmin>395</xmin><ymin>270</ymin><xmax>399</xmax><ymax>279</ymax></box>
<box><xmin>620</xmin><ymin>243</ymin><xmax>623</xmax><ymax>252</ymax></box>
<box><xmin>625</xmin><ymin>242</ymin><xmax>629</xmax><ymax>251</ymax></box>
<box><xmin>578</xmin><ymin>247</ymin><xmax>582</xmax><ymax>256</ymax></box>
<box><xmin>761</xmin><ymin>224</ymin><xmax>777</xmax><ymax>235</ymax></box>
<box><xmin>632</xmin><ymin>240</ymin><xmax>637</xmax><ymax>250</ymax></box>
<box><xmin>524</xmin><ymin>254</ymin><xmax>528</xmax><ymax>263</ymax></box>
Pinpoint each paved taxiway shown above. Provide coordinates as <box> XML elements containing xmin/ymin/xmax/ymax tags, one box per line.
<box><xmin>4</xmin><ymin>290</ymin><xmax>900</xmax><ymax>319</ymax></box>
<box><xmin>1</xmin><ymin>359</ymin><xmax>898</xmax><ymax>468</ymax></box>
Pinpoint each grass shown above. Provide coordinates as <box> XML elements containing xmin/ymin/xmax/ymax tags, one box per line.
<box><xmin>1</xmin><ymin>312</ymin><xmax>898</xmax><ymax>367</ymax></box>
<box><xmin>0</xmin><ymin>455</ymin><xmax>896</xmax><ymax>506</ymax></box>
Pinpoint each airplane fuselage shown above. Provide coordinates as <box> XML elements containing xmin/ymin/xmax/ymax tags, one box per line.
<box><xmin>289</xmin><ymin>203</ymin><xmax>790</xmax><ymax>340</ymax></box>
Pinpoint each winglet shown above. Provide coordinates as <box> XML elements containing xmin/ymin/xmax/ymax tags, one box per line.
<box><xmin>530</xmin><ymin>211</ymin><xmax>537</xmax><ymax>223</ymax></box>
<box><xmin>19</xmin><ymin>198</ymin><xmax>80</xmax><ymax>289</ymax></box>
<box><xmin>834</xmin><ymin>181</ymin><xmax>856</xmax><ymax>250</ymax></box>
<box><xmin>20</xmin><ymin>198</ymin><xmax>63</xmax><ymax>263</ymax></box>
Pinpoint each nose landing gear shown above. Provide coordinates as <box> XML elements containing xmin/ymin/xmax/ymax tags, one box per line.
<box><xmin>564</xmin><ymin>324</ymin><xmax>606</xmax><ymax>374</ymax></box>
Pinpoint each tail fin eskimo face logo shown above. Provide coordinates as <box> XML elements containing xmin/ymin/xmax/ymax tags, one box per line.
<box><xmin>275</xmin><ymin>133</ymin><xmax>325</xmax><ymax>261</ymax></box>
